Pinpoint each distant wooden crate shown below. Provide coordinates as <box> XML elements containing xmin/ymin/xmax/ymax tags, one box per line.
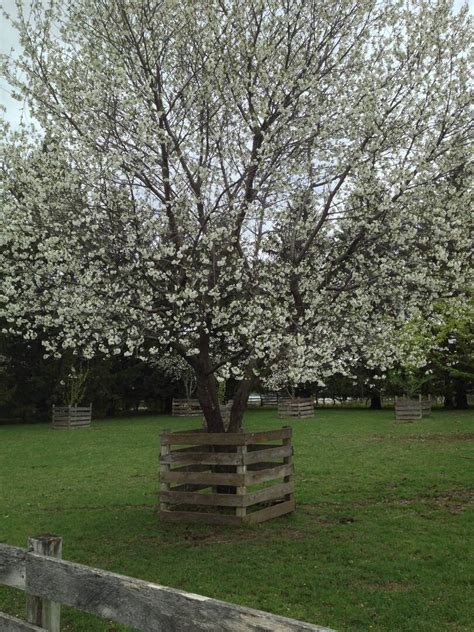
<box><xmin>159</xmin><ymin>427</ymin><xmax>295</xmax><ymax>525</ymax></box>
<box><xmin>261</xmin><ymin>393</ymin><xmax>279</xmax><ymax>407</ymax></box>
<box><xmin>395</xmin><ymin>395</ymin><xmax>431</xmax><ymax>422</ymax></box>
<box><xmin>172</xmin><ymin>399</ymin><xmax>202</xmax><ymax>417</ymax></box>
<box><xmin>278</xmin><ymin>397</ymin><xmax>314</xmax><ymax>419</ymax></box>
<box><xmin>247</xmin><ymin>393</ymin><xmax>262</xmax><ymax>407</ymax></box>
<box><xmin>52</xmin><ymin>404</ymin><xmax>92</xmax><ymax>429</ymax></box>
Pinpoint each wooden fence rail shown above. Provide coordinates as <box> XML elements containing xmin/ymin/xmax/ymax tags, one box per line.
<box><xmin>0</xmin><ymin>536</ymin><xmax>334</xmax><ymax>632</ymax></box>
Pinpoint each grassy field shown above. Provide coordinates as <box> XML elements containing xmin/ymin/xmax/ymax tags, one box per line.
<box><xmin>1</xmin><ymin>408</ymin><xmax>473</xmax><ymax>631</ymax></box>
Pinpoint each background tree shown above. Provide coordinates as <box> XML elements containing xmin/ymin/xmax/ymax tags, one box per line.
<box><xmin>1</xmin><ymin>0</ymin><xmax>471</xmax><ymax>432</ymax></box>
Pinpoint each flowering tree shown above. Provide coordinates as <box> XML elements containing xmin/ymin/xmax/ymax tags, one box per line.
<box><xmin>0</xmin><ymin>0</ymin><xmax>471</xmax><ymax>432</ymax></box>
<box><xmin>154</xmin><ymin>351</ymin><xmax>197</xmax><ymax>401</ymax></box>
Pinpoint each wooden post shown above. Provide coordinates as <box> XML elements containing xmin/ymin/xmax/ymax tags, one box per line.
<box><xmin>26</xmin><ymin>535</ymin><xmax>62</xmax><ymax>632</ymax></box>
<box><xmin>283</xmin><ymin>427</ymin><xmax>294</xmax><ymax>503</ymax></box>
<box><xmin>160</xmin><ymin>437</ymin><xmax>171</xmax><ymax>513</ymax></box>
<box><xmin>236</xmin><ymin>446</ymin><xmax>247</xmax><ymax>519</ymax></box>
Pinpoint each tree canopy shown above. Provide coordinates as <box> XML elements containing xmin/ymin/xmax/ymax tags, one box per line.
<box><xmin>0</xmin><ymin>0</ymin><xmax>471</xmax><ymax>430</ymax></box>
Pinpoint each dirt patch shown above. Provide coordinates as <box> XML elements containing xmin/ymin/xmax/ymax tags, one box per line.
<box><xmin>367</xmin><ymin>433</ymin><xmax>474</xmax><ymax>443</ymax></box>
<box><xmin>299</xmin><ymin>487</ymin><xmax>474</xmax><ymax>514</ymax></box>
<box><xmin>394</xmin><ymin>488</ymin><xmax>474</xmax><ymax>513</ymax></box>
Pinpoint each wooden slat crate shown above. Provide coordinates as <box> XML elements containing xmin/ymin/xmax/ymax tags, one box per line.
<box><xmin>421</xmin><ymin>396</ymin><xmax>432</xmax><ymax>417</ymax></box>
<box><xmin>278</xmin><ymin>397</ymin><xmax>314</xmax><ymax>419</ymax></box>
<box><xmin>172</xmin><ymin>398</ymin><xmax>202</xmax><ymax>417</ymax></box>
<box><xmin>159</xmin><ymin>427</ymin><xmax>295</xmax><ymax>524</ymax></box>
<box><xmin>52</xmin><ymin>404</ymin><xmax>92</xmax><ymax>429</ymax></box>
<box><xmin>395</xmin><ymin>395</ymin><xmax>431</xmax><ymax>422</ymax></box>
<box><xmin>247</xmin><ymin>394</ymin><xmax>262</xmax><ymax>407</ymax></box>
<box><xmin>261</xmin><ymin>393</ymin><xmax>279</xmax><ymax>407</ymax></box>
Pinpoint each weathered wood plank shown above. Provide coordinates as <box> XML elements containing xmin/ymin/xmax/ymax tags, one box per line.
<box><xmin>160</xmin><ymin>490</ymin><xmax>244</xmax><ymax>507</ymax></box>
<box><xmin>53</xmin><ymin>417</ymin><xmax>91</xmax><ymax>423</ymax></box>
<box><xmin>170</xmin><ymin>483</ymin><xmax>212</xmax><ymax>492</ymax></box>
<box><xmin>247</xmin><ymin>443</ymin><xmax>281</xmax><ymax>452</ymax></box>
<box><xmin>243</xmin><ymin>482</ymin><xmax>294</xmax><ymax>508</ymax></box>
<box><xmin>170</xmin><ymin>464</ymin><xmax>212</xmax><ymax>474</ymax></box>
<box><xmin>25</xmin><ymin>554</ymin><xmax>330</xmax><ymax>631</ymax></box>
<box><xmin>245</xmin><ymin>500</ymin><xmax>296</xmax><ymax>524</ymax></box>
<box><xmin>165</xmin><ymin>445</ymin><xmax>211</xmax><ymax>455</ymax></box>
<box><xmin>26</xmin><ymin>536</ymin><xmax>62</xmax><ymax>632</ymax></box>
<box><xmin>162</xmin><ymin>452</ymin><xmax>242</xmax><ymax>466</ymax></box>
<box><xmin>245</xmin><ymin>464</ymin><xmax>293</xmax><ymax>485</ymax></box>
<box><xmin>244</xmin><ymin>445</ymin><xmax>292</xmax><ymax>465</ymax></box>
<box><xmin>247</xmin><ymin>461</ymin><xmax>286</xmax><ymax>472</ymax></box>
<box><xmin>0</xmin><ymin>544</ymin><xmax>26</xmax><ymax>590</ymax></box>
<box><xmin>0</xmin><ymin>612</ymin><xmax>46</xmax><ymax>632</ymax></box>
<box><xmin>236</xmin><ymin>446</ymin><xmax>247</xmax><ymax>519</ymax></box>
<box><xmin>160</xmin><ymin>427</ymin><xmax>292</xmax><ymax>446</ymax></box>
<box><xmin>161</xmin><ymin>470</ymin><xmax>245</xmax><ymax>486</ymax></box>
<box><xmin>283</xmin><ymin>435</ymin><xmax>294</xmax><ymax>503</ymax></box>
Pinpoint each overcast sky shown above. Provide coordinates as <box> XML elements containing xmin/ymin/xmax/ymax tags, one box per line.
<box><xmin>0</xmin><ymin>0</ymin><xmax>470</xmax><ymax>129</ymax></box>
<box><xmin>0</xmin><ymin>0</ymin><xmax>31</xmax><ymax>128</ymax></box>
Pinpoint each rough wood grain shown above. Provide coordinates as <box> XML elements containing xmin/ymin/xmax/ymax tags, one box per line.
<box><xmin>0</xmin><ymin>544</ymin><xmax>26</xmax><ymax>590</ymax></box>
<box><xmin>2</xmin><ymin>537</ymin><xmax>327</xmax><ymax>630</ymax></box>
<box><xmin>245</xmin><ymin>464</ymin><xmax>293</xmax><ymax>485</ymax></box>
<box><xmin>244</xmin><ymin>445</ymin><xmax>292</xmax><ymax>465</ymax></box>
<box><xmin>161</xmin><ymin>451</ymin><xmax>242</xmax><ymax>466</ymax></box>
<box><xmin>0</xmin><ymin>612</ymin><xmax>46</xmax><ymax>632</ymax></box>
<box><xmin>236</xmin><ymin>446</ymin><xmax>247</xmax><ymax>519</ymax></box>
<box><xmin>160</xmin><ymin>490</ymin><xmax>245</xmax><ymax>507</ymax></box>
<box><xmin>25</xmin><ymin>554</ymin><xmax>331</xmax><ymax>631</ymax></box>
<box><xmin>26</xmin><ymin>536</ymin><xmax>62</xmax><ymax>632</ymax></box>
<box><xmin>246</xmin><ymin>500</ymin><xmax>296</xmax><ymax>524</ymax></box>
<box><xmin>243</xmin><ymin>482</ymin><xmax>294</xmax><ymax>508</ymax></box>
<box><xmin>161</xmin><ymin>470</ymin><xmax>245</xmax><ymax>486</ymax></box>
<box><xmin>160</xmin><ymin>427</ymin><xmax>291</xmax><ymax>446</ymax></box>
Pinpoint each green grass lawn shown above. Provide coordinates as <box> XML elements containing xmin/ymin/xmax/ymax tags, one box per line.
<box><xmin>1</xmin><ymin>408</ymin><xmax>473</xmax><ymax>631</ymax></box>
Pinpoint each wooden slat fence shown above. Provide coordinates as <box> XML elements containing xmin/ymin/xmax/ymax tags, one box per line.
<box><xmin>0</xmin><ymin>536</ymin><xmax>333</xmax><ymax>632</ymax></box>
<box><xmin>160</xmin><ymin>427</ymin><xmax>295</xmax><ymax>524</ymax></box>
<box><xmin>51</xmin><ymin>405</ymin><xmax>92</xmax><ymax>429</ymax></box>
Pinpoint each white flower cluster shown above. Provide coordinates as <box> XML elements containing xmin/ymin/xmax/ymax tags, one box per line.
<box><xmin>0</xmin><ymin>1</ymin><xmax>471</xmax><ymax>423</ymax></box>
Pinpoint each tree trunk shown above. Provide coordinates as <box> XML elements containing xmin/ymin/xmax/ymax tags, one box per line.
<box><xmin>195</xmin><ymin>371</ymin><xmax>224</xmax><ymax>432</ymax></box>
<box><xmin>228</xmin><ymin>378</ymin><xmax>255</xmax><ymax>432</ymax></box>
<box><xmin>443</xmin><ymin>378</ymin><xmax>454</xmax><ymax>408</ymax></box>
<box><xmin>370</xmin><ymin>393</ymin><xmax>382</xmax><ymax>409</ymax></box>
<box><xmin>454</xmin><ymin>379</ymin><xmax>469</xmax><ymax>409</ymax></box>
